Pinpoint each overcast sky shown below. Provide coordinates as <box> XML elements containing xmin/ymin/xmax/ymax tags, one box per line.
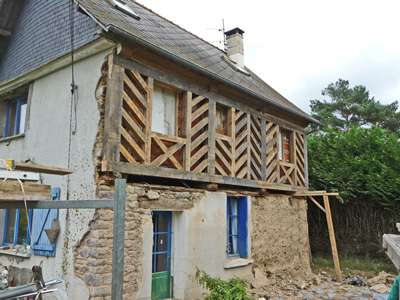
<box><xmin>136</xmin><ymin>0</ymin><xmax>400</xmax><ymax>114</ymax></box>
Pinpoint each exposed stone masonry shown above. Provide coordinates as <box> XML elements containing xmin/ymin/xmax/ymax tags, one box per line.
<box><xmin>74</xmin><ymin>174</ymin><xmax>204</xmax><ymax>300</ymax></box>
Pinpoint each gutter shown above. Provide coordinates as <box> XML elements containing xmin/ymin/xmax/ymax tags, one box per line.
<box><xmin>106</xmin><ymin>24</ymin><xmax>322</xmax><ymax>126</ymax></box>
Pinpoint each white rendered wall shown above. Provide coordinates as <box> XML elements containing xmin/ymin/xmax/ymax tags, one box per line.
<box><xmin>0</xmin><ymin>49</ymin><xmax>112</xmax><ymax>299</ymax></box>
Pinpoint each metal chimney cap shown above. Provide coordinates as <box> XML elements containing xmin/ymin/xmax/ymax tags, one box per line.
<box><xmin>225</xmin><ymin>27</ymin><xmax>245</xmax><ymax>37</ymax></box>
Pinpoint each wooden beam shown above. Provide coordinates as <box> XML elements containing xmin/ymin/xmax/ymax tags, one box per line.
<box><xmin>183</xmin><ymin>91</ymin><xmax>192</xmax><ymax>171</ymax></box>
<box><xmin>0</xmin><ymin>181</ymin><xmax>50</xmax><ymax>193</ymax></box>
<box><xmin>307</xmin><ymin>196</ymin><xmax>326</xmax><ymax>213</ymax></box>
<box><xmin>208</xmin><ymin>100</ymin><xmax>216</xmax><ymax>175</ymax></box>
<box><xmin>323</xmin><ymin>194</ymin><xmax>342</xmax><ymax>282</ymax></box>
<box><xmin>14</xmin><ymin>162</ymin><xmax>73</xmax><ymax>175</ymax></box>
<box><xmin>292</xmin><ymin>192</ymin><xmax>339</xmax><ymax>197</ymax></box>
<box><xmin>102</xmin><ymin>53</ymin><xmax>125</xmax><ymax>171</ymax></box>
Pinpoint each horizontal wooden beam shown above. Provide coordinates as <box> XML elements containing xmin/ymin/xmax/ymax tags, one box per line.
<box><xmin>14</xmin><ymin>162</ymin><xmax>73</xmax><ymax>175</ymax></box>
<box><xmin>111</xmin><ymin>161</ymin><xmax>308</xmax><ymax>193</ymax></box>
<box><xmin>0</xmin><ymin>181</ymin><xmax>50</xmax><ymax>193</ymax></box>
<box><xmin>292</xmin><ymin>192</ymin><xmax>339</xmax><ymax>197</ymax></box>
<box><xmin>0</xmin><ymin>199</ymin><xmax>115</xmax><ymax>209</ymax></box>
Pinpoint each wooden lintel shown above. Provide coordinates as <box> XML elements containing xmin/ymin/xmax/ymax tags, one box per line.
<box><xmin>0</xmin><ymin>182</ymin><xmax>52</xmax><ymax>202</ymax></box>
<box><xmin>14</xmin><ymin>162</ymin><xmax>73</xmax><ymax>175</ymax></box>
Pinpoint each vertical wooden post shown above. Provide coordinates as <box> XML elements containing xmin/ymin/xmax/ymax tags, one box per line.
<box><xmin>228</xmin><ymin>107</ymin><xmax>235</xmax><ymax>177</ymax></box>
<box><xmin>144</xmin><ymin>78</ymin><xmax>154</xmax><ymax>164</ymax></box>
<box><xmin>246</xmin><ymin>114</ymin><xmax>251</xmax><ymax>179</ymax></box>
<box><xmin>183</xmin><ymin>92</ymin><xmax>192</xmax><ymax>171</ymax></box>
<box><xmin>111</xmin><ymin>179</ymin><xmax>126</xmax><ymax>300</ymax></box>
<box><xmin>102</xmin><ymin>54</ymin><xmax>125</xmax><ymax>171</ymax></box>
<box><xmin>208</xmin><ymin>100</ymin><xmax>216</xmax><ymax>175</ymax></box>
<box><xmin>323</xmin><ymin>194</ymin><xmax>342</xmax><ymax>282</ymax></box>
<box><xmin>303</xmin><ymin>133</ymin><xmax>309</xmax><ymax>188</ymax></box>
<box><xmin>260</xmin><ymin>119</ymin><xmax>267</xmax><ymax>181</ymax></box>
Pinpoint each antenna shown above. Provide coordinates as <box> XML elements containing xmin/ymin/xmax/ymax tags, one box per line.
<box><xmin>207</xmin><ymin>19</ymin><xmax>227</xmax><ymax>50</ymax></box>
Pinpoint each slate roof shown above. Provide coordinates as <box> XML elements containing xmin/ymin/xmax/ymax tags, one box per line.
<box><xmin>76</xmin><ymin>0</ymin><xmax>318</xmax><ymax>124</ymax></box>
<box><xmin>0</xmin><ymin>0</ymin><xmax>99</xmax><ymax>85</ymax></box>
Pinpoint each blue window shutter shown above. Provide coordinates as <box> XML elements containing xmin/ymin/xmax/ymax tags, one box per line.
<box><xmin>238</xmin><ymin>197</ymin><xmax>248</xmax><ymax>258</ymax></box>
<box><xmin>31</xmin><ymin>188</ymin><xmax>60</xmax><ymax>256</ymax></box>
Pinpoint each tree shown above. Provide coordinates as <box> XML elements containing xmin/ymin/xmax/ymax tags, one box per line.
<box><xmin>308</xmin><ymin>126</ymin><xmax>400</xmax><ymax>208</ymax></box>
<box><xmin>310</xmin><ymin>79</ymin><xmax>400</xmax><ymax>134</ymax></box>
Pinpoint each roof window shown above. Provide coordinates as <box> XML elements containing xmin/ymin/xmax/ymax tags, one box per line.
<box><xmin>109</xmin><ymin>0</ymin><xmax>140</xmax><ymax>20</ymax></box>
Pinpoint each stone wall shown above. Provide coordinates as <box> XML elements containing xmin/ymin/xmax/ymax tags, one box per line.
<box><xmin>74</xmin><ymin>178</ymin><xmax>204</xmax><ymax>300</ymax></box>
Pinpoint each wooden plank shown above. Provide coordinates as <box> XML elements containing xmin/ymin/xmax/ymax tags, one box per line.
<box><xmin>235</xmin><ymin>154</ymin><xmax>247</xmax><ymax>173</ymax></box>
<box><xmin>191</xmin><ymin>131</ymin><xmax>208</xmax><ymax>150</ymax></box>
<box><xmin>190</xmin><ymin>117</ymin><xmax>209</xmax><ymax>137</ymax></box>
<box><xmin>122</xmin><ymin>109</ymin><xmax>146</xmax><ymax>142</ymax></box>
<box><xmin>151</xmin><ymin>138</ymin><xmax>184</xmax><ymax>169</ymax></box>
<box><xmin>151</xmin><ymin>132</ymin><xmax>186</xmax><ymax>144</ymax></box>
<box><xmin>237</xmin><ymin>166</ymin><xmax>248</xmax><ymax>179</ymax></box>
<box><xmin>123</xmin><ymin>90</ymin><xmax>147</xmax><ymax>127</ymax></box>
<box><xmin>121</xmin><ymin>127</ymin><xmax>145</xmax><ymax>161</ymax></box>
<box><xmin>235</xmin><ymin>129</ymin><xmax>247</xmax><ymax>146</ymax></box>
<box><xmin>13</xmin><ymin>162</ymin><xmax>73</xmax><ymax>175</ymax></box>
<box><xmin>235</xmin><ymin>141</ymin><xmax>248</xmax><ymax>160</ymax></box>
<box><xmin>191</xmin><ymin>144</ymin><xmax>208</xmax><ymax>167</ymax></box>
<box><xmin>0</xmin><ymin>181</ymin><xmax>50</xmax><ymax>193</ymax></box>
<box><xmin>227</xmin><ymin>108</ymin><xmax>235</xmax><ymax>138</ymax></box>
<box><xmin>191</xmin><ymin>95</ymin><xmax>205</xmax><ymax>108</ymax></box>
<box><xmin>208</xmin><ymin>100</ymin><xmax>217</xmax><ymax>175</ymax></box>
<box><xmin>215</xmin><ymin>162</ymin><xmax>228</xmax><ymax>176</ymax></box>
<box><xmin>127</xmin><ymin>69</ymin><xmax>148</xmax><ymax>91</ymax></box>
<box><xmin>323</xmin><ymin>195</ymin><xmax>342</xmax><ymax>282</ymax></box>
<box><xmin>144</xmin><ymin>77</ymin><xmax>153</xmax><ymax>164</ymax></box>
<box><xmin>191</xmin><ymin>102</ymin><xmax>209</xmax><ymax>122</ymax></box>
<box><xmin>215</xmin><ymin>148</ymin><xmax>232</xmax><ymax>174</ymax></box>
<box><xmin>216</xmin><ymin>138</ymin><xmax>232</xmax><ymax>159</ymax></box>
<box><xmin>102</xmin><ymin>54</ymin><xmax>125</xmax><ymax>171</ymax></box>
<box><xmin>216</xmin><ymin>133</ymin><xmax>233</xmax><ymax>143</ymax></box>
<box><xmin>193</xmin><ymin>159</ymin><xmax>208</xmax><ymax>173</ymax></box>
<box><xmin>0</xmin><ymin>191</ymin><xmax>51</xmax><ymax>201</ymax></box>
<box><xmin>293</xmin><ymin>192</ymin><xmax>339</xmax><ymax>196</ymax></box>
<box><xmin>123</xmin><ymin>73</ymin><xmax>148</xmax><ymax>109</ymax></box>
<box><xmin>235</xmin><ymin>110</ymin><xmax>244</xmax><ymax>122</ymax></box>
<box><xmin>235</xmin><ymin>116</ymin><xmax>247</xmax><ymax>134</ymax></box>
<box><xmin>120</xmin><ymin>144</ymin><xmax>138</xmax><ymax>164</ymax></box>
<box><xmin>183</xmin><ymin>91</ymin><xmax>192</xmax><ymax>171</ymax></box>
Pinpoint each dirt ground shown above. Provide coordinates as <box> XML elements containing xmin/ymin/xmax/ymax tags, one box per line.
<box><xmin>250</xmin><ymin>267</ymin><xmax>397</xmax><ymax>300</ymax></box>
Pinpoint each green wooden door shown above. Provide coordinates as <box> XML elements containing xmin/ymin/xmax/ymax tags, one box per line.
<box><xmin>151</xmin><ymin>212</ymin><xmax>171</xmax><ymax>299</ymax></box>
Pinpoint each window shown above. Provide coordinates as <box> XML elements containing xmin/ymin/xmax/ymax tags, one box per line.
<box><xmin>279</xmin><ymin>129</ymin><xmax>292</xmax><ymax>163</ymax></box>
<box><xmin>1</xmin><ymin>188</ymin><xmax>60</xmax><ymax>257</ymax></box>
<box><xmin>227</xmin><ymin>196</ymin><xmax>248</xmax><ymax>258</ymax></box>
<box><xmin>5</xmin><ymin>95</ymin><xmax>27</xmax><ymax>138</ymax></box>
<box><xmin>151</xmin><ymin>84</ymin><xmax>183</xmax><ymax>137</ymax></box>
<box><xmin>216</xmin><ymin>105</ymin><xmax>228</xmax><ymax>135</ymax></box>
<box><xmin>3</xmin><ymin>209</ymin><xmax>32</xmax><ymax>247</ymax></box>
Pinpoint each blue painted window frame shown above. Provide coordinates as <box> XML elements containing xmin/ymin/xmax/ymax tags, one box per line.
<box><xmin>227</xmin><ymin>196</ymin><xmax>248</xmax><ymax>258</ymax></box>
<box><xmin>152</xmin><ymin>211</ymin><xmax>172</xmax><ymax>274</ymax></box>
<box><xmin>5</xmin><ymin>95</ymin><xmax>28</xmax><ymax>138</ymax></box>
<box><xmin>2</xmin><ymin>209</ymin><xmax>33</xmax><ymax>247</ymax></box>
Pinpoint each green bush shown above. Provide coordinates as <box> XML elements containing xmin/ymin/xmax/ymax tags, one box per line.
<box><xmin>192</xmin><ymin>268</ymin><xmax>252</xmax><ymax>300</ymax></box>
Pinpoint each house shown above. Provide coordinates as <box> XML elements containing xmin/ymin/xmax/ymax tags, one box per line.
<box><xmin>0</xmin><ymin>0</ymin><xmax>320</xmax><ymax>299</ymax></box>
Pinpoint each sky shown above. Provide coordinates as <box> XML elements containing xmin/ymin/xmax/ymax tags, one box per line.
<box><xmin>136</xmin><ymin>0</ymin><xmax>400</xmax><ymax>114</ymax></box>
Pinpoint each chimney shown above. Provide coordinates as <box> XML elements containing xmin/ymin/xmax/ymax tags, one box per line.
<box><xmin>225</xmin><ymin>27</ymin><xmax>245</xmax><ymax>68</ymax></box>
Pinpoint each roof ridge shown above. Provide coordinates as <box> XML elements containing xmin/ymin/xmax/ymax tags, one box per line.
<box><xmin>131</xmin><ymin>0</ymin><xmax>225</xmax><ymax>54</ymax></box>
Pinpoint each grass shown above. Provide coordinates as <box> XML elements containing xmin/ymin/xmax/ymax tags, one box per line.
<box><xmin>311</xmin><ymin>253</ymin><xmax>397</xmax><ymax>278</ymax></box>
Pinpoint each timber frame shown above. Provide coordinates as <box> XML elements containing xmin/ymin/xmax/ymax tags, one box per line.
<box><xmin>102</xmin><ymin>54</ymin><xmax>309</xmax><ymax>192</ymax></box>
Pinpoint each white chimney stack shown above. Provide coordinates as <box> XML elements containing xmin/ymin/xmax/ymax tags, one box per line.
<box><xmin>225</xmin><ymin>27</ymin><xmax>245</xmax><ymax>68</ymax></box>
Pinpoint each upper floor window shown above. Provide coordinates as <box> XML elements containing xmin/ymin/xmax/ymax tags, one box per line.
<box><xmin>151</xmin><ymin>84</ymin><xmax>183</xmax><ymax>137</ymax></box>
<box><xmin>279</xmin><ymin>129</ymin><xmax>292</xmax><ymax>163</ymax></box>
<box><xmin>5</xmin><ymin>95</ymin><xmax>27</xmax><ymax>138</ymax></box>
<box><xmin>216</xmin><ymin>105</ymin><xmax>228</xmax><ymax>135</ymax></box>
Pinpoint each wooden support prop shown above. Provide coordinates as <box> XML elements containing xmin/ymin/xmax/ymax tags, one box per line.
<box><xmin>323</xmin><ymin>194</ymin><xmax>342</xmax><ymax>282</ymax></box>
